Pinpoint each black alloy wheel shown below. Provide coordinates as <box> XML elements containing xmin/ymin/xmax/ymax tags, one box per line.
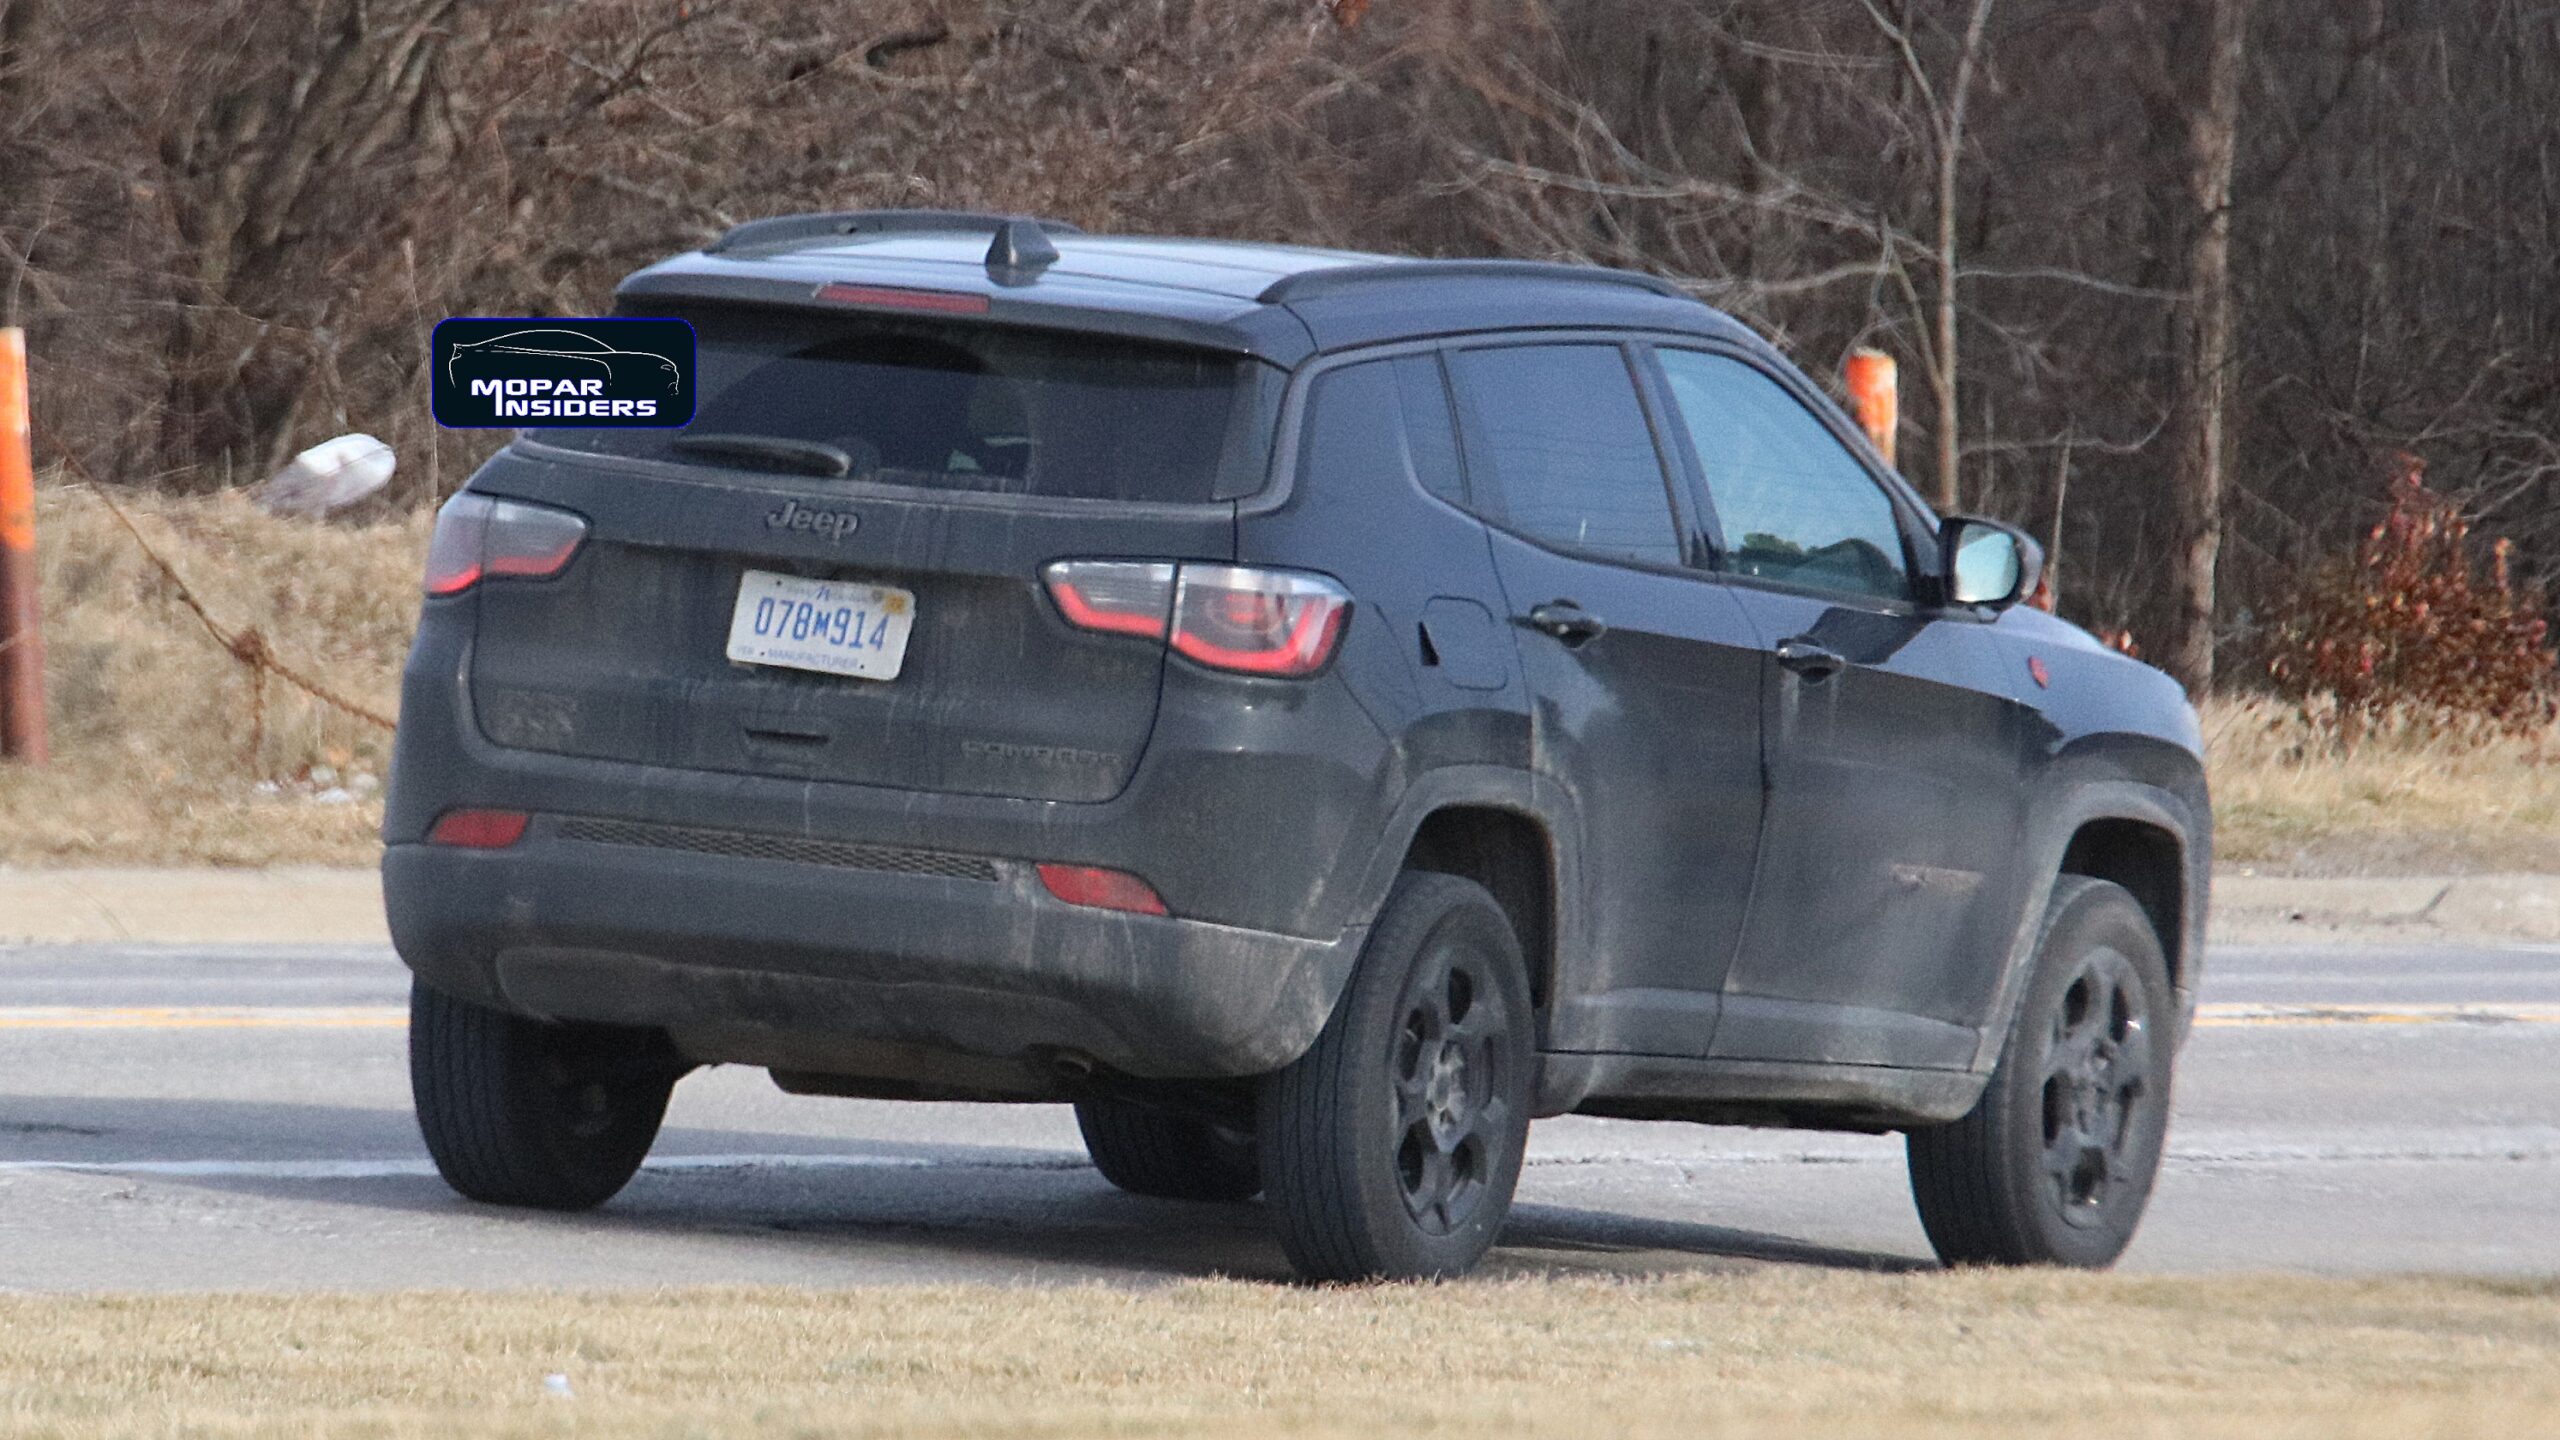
<box><xmin>1907</xmin><ymin>876</ymin><xmax>2176</xmax><ymax>1268</ymax></box>
<box><xmin>1259</xmin><ymin>871</ymin><xmax>1533</xmax><ymax>1282</ymax></box>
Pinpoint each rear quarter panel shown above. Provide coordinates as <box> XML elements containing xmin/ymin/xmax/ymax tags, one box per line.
<box><xmin>1232</xmin><ymin>353</ymin><xmax>1541</xmax><ymax>944</ymax></box>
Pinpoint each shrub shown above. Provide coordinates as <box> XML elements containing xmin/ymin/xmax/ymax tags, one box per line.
<box><xmin>2266</xmin><ymin>453</ymin><xmax>2556</xmax><ymax>743</ymax></box>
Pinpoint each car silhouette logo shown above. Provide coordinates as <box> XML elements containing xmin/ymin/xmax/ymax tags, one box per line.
<box><xmin>445</xmin><ymin>328</ymin><xmax>683</xmax><ymax>395</ymax></box>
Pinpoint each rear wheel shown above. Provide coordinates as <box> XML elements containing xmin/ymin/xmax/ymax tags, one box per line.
<box><xmin>409</xmin><ymin>979</ymin><xmax>680</xmax><ymax>1211</ymax></box>
<box><xmin>1074</xmin><ymin>1097</ymin><xmax>1261</xmax><ymax>1202</ymax></box>
<box><xmin>1258</xmin><ymin>872</ymin><xmax>1533</xmax><ymax>1282</ymax></box>
<box><xmin>1907</xmin><ymin>876</ymin><xmax>2175</xmax><ymax>1267</ymax></box>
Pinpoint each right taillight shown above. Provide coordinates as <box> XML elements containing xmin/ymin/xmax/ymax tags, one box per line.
<box><xmin>423</xmin><ymin>494</ymin><xmax>590</xmax><ymax>597</ymax></box>
<box><xmin>1169</xmin><ymin>565</ymin><xmax>1353</xmax><ymax>677</ymax></box>
<box><xmin>1045</xmin><ymin>559</ymin><xmax>1352</xmax><ymax>679</ymax></box>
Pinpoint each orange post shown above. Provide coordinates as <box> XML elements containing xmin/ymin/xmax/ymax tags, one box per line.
<box><xmin>1843</xmin><ymin>347</ymin><xmax>1899</xmax><ymax>470</ymax></box>
<box><xmin>0</xmin><ymin>327</ymin><xmax>46</xmax><ymax>764</ymax></box>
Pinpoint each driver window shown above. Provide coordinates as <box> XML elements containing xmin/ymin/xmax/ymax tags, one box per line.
<box><xmin>1655</xmin><ymin>349</ymin><xmax>1913</xmax><ymax>602</ymax></box>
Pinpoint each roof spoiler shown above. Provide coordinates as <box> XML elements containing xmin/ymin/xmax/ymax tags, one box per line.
<box><xmin>1257</xmin><ymin>259</ymin><xmax>1690</xmax><ymax>305</ymax></box>
<box><xmin>705</xmin><ymin>209</ymin><xmax>1084</xmax><ymax>257</ymax></box>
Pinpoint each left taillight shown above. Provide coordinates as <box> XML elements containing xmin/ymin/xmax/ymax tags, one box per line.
<box><xmin>1041</xmin><ymin>560</ymin><xmax>1175</xmax><ymax>639</ymax></box>
<box><xmin>423</xmin><ymin>494</ymin><xmax>589</xmax><ymax>597</ymax></box>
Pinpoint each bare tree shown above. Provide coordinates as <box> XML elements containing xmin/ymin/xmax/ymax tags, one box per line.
<box><xmin>148</xmin><ymin>0</ymin><xmax>459</xmax><ymax>478</ymax></box>
<box><xmin>1</xmin><ymin>0</ymin><xmax>2553</xmax><ymax>689</ymax></box>
<box><xmin>2160</xmin><ymin>0</ymin><xmax>2255</xmax><ymax>696</ymax></box>
<box><xmin>0</xmin><ymin>0</ymin><xmax>41</xmax><ymax>329</ymax></box>
<box><xmin>1862</xmin><ymin>0</ymin><xmax>1999</xmax><ymax>512</ymax></box>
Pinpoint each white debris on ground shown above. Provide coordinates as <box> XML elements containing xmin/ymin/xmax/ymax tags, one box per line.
<box><xmin>253</xmin><ymin>434</ymin><xmax>396</xmax><ymax>518</ymax></box>
<box><xmin>250</xmin><ymin>765</ymin><xmax>381</xmax><ymax>806</ymax></box>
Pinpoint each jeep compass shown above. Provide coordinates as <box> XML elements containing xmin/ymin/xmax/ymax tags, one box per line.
<box><xmin>385</xmin><ymin>210</ymin><xmax>2211</xmax><ymax>1281</ymax></box>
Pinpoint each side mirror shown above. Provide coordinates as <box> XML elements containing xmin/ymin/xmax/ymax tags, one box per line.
<box><xmin>1940</xmin><ymin>516</ymin><xmax>2044</xmax><ymax>610</ymax></box>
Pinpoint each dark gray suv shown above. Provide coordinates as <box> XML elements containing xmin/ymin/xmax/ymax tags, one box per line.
<box><xmin>385</xmin><ymin>210</ymin><xmax>2211</xmax><ymax>1281</ymax></box>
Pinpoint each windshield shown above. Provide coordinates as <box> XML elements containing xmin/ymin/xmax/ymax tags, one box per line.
<box><xmin>534</xmin><ymin>302</ymin><xmax>1282</xmax><ymax>504</ymax></box>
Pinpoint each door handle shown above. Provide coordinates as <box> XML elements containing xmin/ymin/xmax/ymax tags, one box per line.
<box><xmin>1774</xmin><ymin>638</ymin><xmax>1848</xmax><ymax>680</ymax></box>
<box><xmin>1519</xmin><ymin>601</ymin><xmax>1607</xmax><ymax>648</ymax></box>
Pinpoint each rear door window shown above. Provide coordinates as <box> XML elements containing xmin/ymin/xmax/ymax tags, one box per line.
<box><xmin>535</xmin><ymin>303</ymin><xmax>1281</xmax><ymax>505</ymax></box>
<box><xmin>1443</xmin><ymin>344</ymin><xmax>1685</xmax><ymax>568</ymax></box>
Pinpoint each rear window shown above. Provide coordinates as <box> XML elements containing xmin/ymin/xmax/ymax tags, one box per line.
<box><xmin>534</xmin><ymin>303</ymin><xmax>1283</xmax><ymax>504</ymax></box>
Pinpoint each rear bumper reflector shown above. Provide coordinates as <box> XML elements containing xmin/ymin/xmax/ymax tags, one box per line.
<box><xmin>426</xmin><ymin>809</ymin><xmax>531</xmax><ymax>849</ymax></box>
<box><xmin>1036</xmin><ymin>863</ymin><xmax>1170</xmax><ymax>917</ymax></box>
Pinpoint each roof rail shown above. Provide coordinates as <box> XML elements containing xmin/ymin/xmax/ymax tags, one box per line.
<box><xmin>1257</xmin><ymin>259</ymin><xmax>1691</xmax><ymax>306</ymax></box>
<box><xmin>705</xmin><ymin>209</ymin><xmax>1085</xmax><ymax>256</ymax></box>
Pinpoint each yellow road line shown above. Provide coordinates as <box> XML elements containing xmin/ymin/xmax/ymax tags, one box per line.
<box><xmin>2195</xmin><ymin>1003</ymin><xmax>2560</xmax><ymax>1028</ymax></box>
<box><xmin>0</xmin><ymin>1006</ymin><xmax>406</xmax><ymax>1030</ymax></box>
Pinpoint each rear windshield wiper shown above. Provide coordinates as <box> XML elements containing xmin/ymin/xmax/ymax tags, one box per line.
<box><xmin>670</xmin><ymin>433</ymin><xmax>854</xmax><ymax>478</ymax></box>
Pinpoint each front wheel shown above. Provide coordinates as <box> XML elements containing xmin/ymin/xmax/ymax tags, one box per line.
<box><xmin>1906</xmin><ymin>876</ymin><xmax>2176</xmax><ymax>1268</ymax></box>
<box><xmin>1258</xmin><ymin>872</ymin><xmax>1534</xmax><ymax>1282</ymax></box>
<box><xmin>409</xmin><ymin>979</ymin><xmax>680</xmax><ymax>1211</ymax></box>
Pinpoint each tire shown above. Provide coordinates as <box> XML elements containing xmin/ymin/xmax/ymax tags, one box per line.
<box><xmin>1074</xmin><ymin>1097</ymin><xmax>1262</xmax><ymax>1202</ymax></box>
<box><xmin>409</xmin><ymin>978</ymin><xmax>679</xmax><ymax>1211</ymax></box>
<box><xmin>1907</xmin><ymin>876</ymin><xmax>2177</xmax><ymax>1268</ymax></box>
<box><xmin>1258</xmin><ymin>871</ymin><xmax>1534</xmax><ymax>1282</ymax></box>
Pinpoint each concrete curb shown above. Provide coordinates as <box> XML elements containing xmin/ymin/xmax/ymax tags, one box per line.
<box><xmin>2210</xmin><ymin>873</ymin><xmax>2560</xmax><ymax>944</ymax></box>
<box><xmin>0</xmin><ymin>866</ymin><xmax>2553</xmax><ymax>948</ymax></box>
<box><xmin>0</xmin><ymin>867</ymin><xmax>387</xmax><ymax>945</ymax></box>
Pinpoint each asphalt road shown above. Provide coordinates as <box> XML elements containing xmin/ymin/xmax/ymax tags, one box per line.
<box><xmin>3</xmin><ymin>941</ymin><xmax>2556</xmax><ymax>1291</ymax></box>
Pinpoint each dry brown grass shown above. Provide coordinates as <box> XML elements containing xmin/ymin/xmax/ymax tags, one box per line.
<box><xmin>3</xmin><ymin>485</ymin><xmax>2555</xmax><ymax>873</ymax></box>
<box><xmin>2206</xmin><ymin>698</ymin><xmax>2560</xmax><ymax>874</ymax></box>
<box><xmin>2</xmin><ymin>1272</ymin><xmax>2556</xmax><ymax>1439</ymax></box>
<box><xmin>0</xmin><ymin>483</ymin><xmax>425</xmax><ymax>866</ymax></box>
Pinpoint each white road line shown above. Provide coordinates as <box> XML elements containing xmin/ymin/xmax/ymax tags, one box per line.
<box><xmin>2194</xmin><ymin>1002</ymin><xmax>2560</xmax><ymax>1026</ymax></box>
<box><xmin>0</xmin><ymin>1153</ymin><xmax>1002</xmax><ymax>1179</ymax></box>
<box><xmin>7</xmin><ymin>1144</ymin><xmax>2554</xmax><ymax>1183</ymax></box>
<box><xmin>0</xmin><ymin>1006</ymin><xmax>406</xmax><ymax>1029</ymax></box>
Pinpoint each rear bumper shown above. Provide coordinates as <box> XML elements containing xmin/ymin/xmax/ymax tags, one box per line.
<box><xmin>384</xmin><ymin>829</ymin><xmax>1363</xmax><ymax>1082</ymax></box>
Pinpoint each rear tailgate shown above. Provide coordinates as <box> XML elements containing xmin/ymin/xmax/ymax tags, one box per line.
<box><xmin>466</xmin><ymin>454</ymin><xmax>1230</xmax><ymax>803</ymax></box>
<box><xmin>459</xmin><ymin>302</ymin><xmax>1275</xmax><ymax>804</ymax></box>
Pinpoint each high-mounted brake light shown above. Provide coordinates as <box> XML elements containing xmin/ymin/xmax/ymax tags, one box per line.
<box><xmin>1170</xmin><ymin>565</ymin><xmax>1353</xmax><ymax>677</ymax></box>
<box><xmin>423</xmin><ymin>494</ymin><xmax>590</xmax><ymax>597</ymax></box>
<box><xmin>1041</xmin><ymin>560</ymin><xmax>1175</xmax><ymax>639</ymax></box>
<box><xmin>814</xmin><ymin>282</ymin><xmax>992</xmax><ymax>315</ymax></box>
<box><xmin>1044</xmin><ymin>560</ymin><xmax>1352</xmax><ymax>678</ymax></box>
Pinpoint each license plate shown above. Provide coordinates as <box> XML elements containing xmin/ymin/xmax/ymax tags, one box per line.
<box><xmin>725</xmin><ymin>570</ymin><xmax>915</xmax><ymax>681</ymax></box>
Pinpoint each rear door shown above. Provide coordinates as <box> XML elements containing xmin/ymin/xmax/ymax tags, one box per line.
<box><xmin>1646</xmin><ymin>345</ymin><xmax>2029</xmax><ymax>1070</ymax></box>
<box><xmin>465</xmin><ymin>301</ymin><xmax>1279</xmax><ymax>804</ymax></box>
<box><xmin>1441</xmin><ymin>340</ymin><xmax>1766</xmax><ymax>1059</ymax></box>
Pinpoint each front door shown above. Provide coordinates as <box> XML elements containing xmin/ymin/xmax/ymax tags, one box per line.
<box><xmin>1647</xmin><ymin>346</ymin><xmax>2031</xmax><ymax>1071</ymax></box>
<box><xmin>1440</xmin><ymin>341</ymin><xmax>1767</xmax><ymax>1058</ymax></box>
